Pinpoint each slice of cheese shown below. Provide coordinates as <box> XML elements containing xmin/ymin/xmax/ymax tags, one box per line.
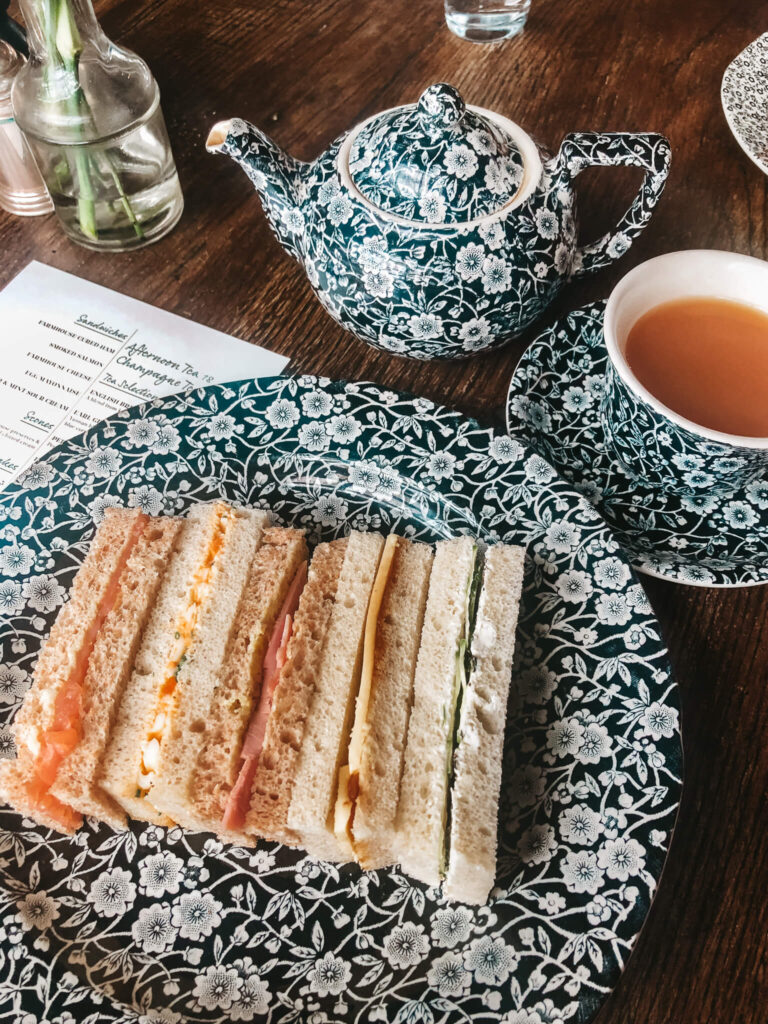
<box><xmin>333</xmin><ymin>534</ymin><xmax>399</xmax><ymax>856</ymax></box>
<box><xmin>333</xmin><ymin>764</ymin><xmax>355</xmax><ymax>861</ymax></box>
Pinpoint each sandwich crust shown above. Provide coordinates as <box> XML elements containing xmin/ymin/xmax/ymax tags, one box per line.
<box><xmin>50</xmin><ymin>515</ymin><xmax>185</xmax><ymax>831</ymax></box>
<box><xmin>0</xmin><ymin>769</ymin><xmax>80</xmax><ymax>835</ymax></box>
<box><xmin>0</xmin><ymin>507</ymin><xmax>148</xmax><ymax>834</ymax></box>
<box><xmin>245</xmin><ymin>538</ymin><xmax>348</xmax><ymax>844</ymax></box>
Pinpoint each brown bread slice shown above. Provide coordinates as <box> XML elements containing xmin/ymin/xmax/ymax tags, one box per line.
<box><xmin>50</xmin><ymin>515</ymin><xmax>184</xmax><ymax>830</ymax></box>
<box><xmin>244</xmin><ymin>538</ymin><xmax>348</xmax><ymax>844</ymax></box>
<box><xmin>0</xmin><ymin>507</ymin><xmax>148</xmax><ymax>834</ymax></box>
<box><xmin>189</xmin><ymin>526</ymin><xmax>308</xmax><ymax>840</ymax></box>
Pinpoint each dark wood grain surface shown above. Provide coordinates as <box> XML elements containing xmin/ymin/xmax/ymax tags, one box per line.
<box><xmin>2</xmin><ymin>1</ymin><xmax>767</xmax><ymax>1020</ymax></box>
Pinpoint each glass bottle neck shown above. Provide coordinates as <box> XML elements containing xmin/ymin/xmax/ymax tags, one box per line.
<box><xmin>18</xmin><ymin>0</ymin><xmax>107</xmax><ymax>63</ymax></box>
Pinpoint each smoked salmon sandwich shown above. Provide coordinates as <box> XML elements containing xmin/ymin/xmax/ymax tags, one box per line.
<box><xmin>0</xmin><ymin>507</ymin><xmax>184</xmax><ymax>833</ymax></box>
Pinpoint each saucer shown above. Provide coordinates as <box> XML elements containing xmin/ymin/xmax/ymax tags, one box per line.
<box><xmin>506</xmin><ymin>302</ymin><xmax>768</xmax><ymax>587</ymax></box>
<box><xmin>722</xmin><ymin>32</ymin><xmax>768</xmax><ymax>177</ymax></box>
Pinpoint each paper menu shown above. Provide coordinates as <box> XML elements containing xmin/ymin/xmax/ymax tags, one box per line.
<box><xmin>0</xmin><ymin>261</ymin><xmax>289</xmax><ymax>490</ymax></box>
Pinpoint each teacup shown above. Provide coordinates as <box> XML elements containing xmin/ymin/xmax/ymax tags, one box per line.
<box><xmin>600</xmin><ymin>250</ymin><xmax>768</xmax><ymax>497</ymax></box>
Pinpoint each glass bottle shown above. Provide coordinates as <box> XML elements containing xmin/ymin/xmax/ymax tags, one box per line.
<box><xmin>0</xmin><ymin>39</ymin><xmax>52</xmax><ymax>215</ymax></box>
<box><xmin>11</xmin><ymin>0</ymin><xmax>183</xmax><ymax>250</ymax></box>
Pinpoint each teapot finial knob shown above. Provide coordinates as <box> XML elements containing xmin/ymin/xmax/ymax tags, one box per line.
<box><xmin>417</xmin><ymin>83</ymin><xmax>466</xmax><ymax>130</ymax></box>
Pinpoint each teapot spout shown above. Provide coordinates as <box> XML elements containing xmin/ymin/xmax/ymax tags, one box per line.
<box><xmin>206</xmin><ymin>118</ymin><xmax>306</xmax><ymax>256</ymax></box>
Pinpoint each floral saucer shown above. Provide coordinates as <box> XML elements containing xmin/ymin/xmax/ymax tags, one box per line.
<box><xmin>506</xmin><ymin>303</ymin><xmax>768</xmax><ymax>587</ymax></box>
<box><xmin>0</xmin><ymin>376</ymin><xmax>681</xmax><ymax>1023</ymax></box>
<box><xmin>722</xmin><ymin>32</ymin><xmax>768</xmax><ymax>177</ymax></box>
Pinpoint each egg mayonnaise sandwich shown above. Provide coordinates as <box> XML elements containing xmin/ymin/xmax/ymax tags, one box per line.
<box><xmin>98</xmin><ymin>500</ymin><xmax>271</xmax><ymax>825</ymax></box>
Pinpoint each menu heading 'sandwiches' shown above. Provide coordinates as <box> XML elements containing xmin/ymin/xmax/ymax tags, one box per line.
<box><xmin>0</xmin><ymin>261</ymin><xmax>288</xmax><ymax>489</ymax></box>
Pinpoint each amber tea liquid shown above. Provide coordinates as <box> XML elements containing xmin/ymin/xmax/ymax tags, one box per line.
<box><xmin>624</xmin><ymin>297</ymin><xmax>768</xmax><ymax>437</ymax></box>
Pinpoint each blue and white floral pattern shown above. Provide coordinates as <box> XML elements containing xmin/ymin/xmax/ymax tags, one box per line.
<box><xmin>601</xmin><ymin>363</ymin><xmax>765</xmax><ymax>497</ymax></box>
<box><xmin>0</xmin><ymin>377</ymin><xmax>681</xmax><ymax>1022</ymax></box>
<box><xmin>721</xmin><ymin>32</ymin><xmax>768</xmax><ymax>177</ymax></box>
<box><xmin>506</xmin><ymin>303</ymin><xmax>768</xmax><ymax>587</ymax></box>
<box><xmin>349</xmin><ymin>84</ymin><xmax>525</xmax><ymax>223</ymax></box>
<box><xmin>211</xmin><ymin>96</ymin><xmax>670</xmax><ymax>359</ymax></box>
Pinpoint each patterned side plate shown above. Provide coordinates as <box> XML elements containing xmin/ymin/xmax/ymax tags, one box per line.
<box><xmin>722</xmin><ymin>32</ymin><xmax>768</xmax><ymax>177</ymax></box>
<box><xmin>0</xmin><ymin>376</ymin><xmax>681</xmax><ymax>1024</ymax></box>
<box><xmin>506</xmin><ymin>303</ymin><xmax>768</xmax><ymax>587</ymax></box>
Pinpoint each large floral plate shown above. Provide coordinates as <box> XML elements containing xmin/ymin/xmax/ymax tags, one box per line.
<box><xmin>0</xmin><ymin>376</ymin><xmax>681</xmax><ymax>1024</ymax></box>
<box><xmin>722</xmin><ymin>32</ymin><xmax>768</xmax><ymax>178</ymax></box>
<box><xmin>506</xmin><ymin>303</ymin><xmax>768</xmax><ymax>587</ymax></box>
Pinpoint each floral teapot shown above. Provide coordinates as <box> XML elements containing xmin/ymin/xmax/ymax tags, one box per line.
<box><xmin>207</xmin><ymin>83</ymin><xmax>670</xmax><ymax>360</ymax></box>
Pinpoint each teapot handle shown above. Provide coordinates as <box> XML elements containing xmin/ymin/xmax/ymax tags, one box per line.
<box><xmin>554</xmin><ymin>132</ymin><xmax>671</xmax><ymax>279</ymax></box>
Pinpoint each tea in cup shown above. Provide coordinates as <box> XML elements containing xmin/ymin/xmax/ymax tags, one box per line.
<box><xmin>601</xmin><ymin>250</ymin><xmax>768</xmax><ymax>496</ymax></box>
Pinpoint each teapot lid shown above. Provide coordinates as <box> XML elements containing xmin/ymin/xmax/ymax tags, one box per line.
<box><xmin>347</xmin><ymin>83</ymin><xmax>526</xmax><ymax>225</ymax></box>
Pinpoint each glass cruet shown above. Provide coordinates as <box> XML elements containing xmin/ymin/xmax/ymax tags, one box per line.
<box><xmin>11</xmin><ymin>0</ymin><xmax>183</xmax><ymax>250</ymax></box>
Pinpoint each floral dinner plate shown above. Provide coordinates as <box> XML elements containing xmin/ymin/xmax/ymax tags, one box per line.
<box><xmin>721</xmin><ymin>32</ymin><xmax>768</xmax><ymax>177</ymax></box>
<box><xmin>0</xmin><ymin>376</ymin><xmax>681</xmax><ymax>1024</ymax></box>
<box><xmin>506</xmin><ymin>303</ymin><xmax>768</xmax><ymax>587</ymax></box>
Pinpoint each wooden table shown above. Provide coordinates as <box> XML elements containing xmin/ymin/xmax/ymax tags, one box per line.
<box><xmin>2</xmin><ymin>0</ymin><xmax>767</xmax><ymax>1020</ymax></box>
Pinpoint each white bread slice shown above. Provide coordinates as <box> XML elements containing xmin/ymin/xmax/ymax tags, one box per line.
<box><xmin>395</xmin><ymin>536</ymin><xmax>476</xmax><ymax>887</ymax></box>
<box><xmin>287</xmin><ymin>530</ymin><xmax>384</xmax><ymax>861</ymax></box>
<box><xmin>127</xmin><ymin>504</ymin><xmax>268</xmax><ymax>829</ymax></box>
<box><xmin>193</xmin><ymin>527</ymin><xmax>308</xmax><ymax>843</ymax></box>
<box><xmin>351</xmin><ymin>538</ymin><xmax>433</xmax><ymax>869</ymax></box>
<box><xmin>245</xmin><ymin>538</ymin><xmax>347</xmax><ymax>844</ymax></box>
<box><xmin>445</xmin><ymin>544</ymin><xmax>525</xmax><ymax>905</ymax></box>
<box><xmin>0</xmin><ymin>507</ymin><xmax>148</xmax><ymax>834</ymax></box>
<box><xmin>49</xmin><ymin>515</ymin><xmax>184</xmax><ymax>830</ymax></box>
<box><xmin>99</xmin><ymin>502</ymin><xmax>266</xmax><ymax>825</ymax></box>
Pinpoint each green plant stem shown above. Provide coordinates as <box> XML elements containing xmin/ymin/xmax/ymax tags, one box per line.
<box><xmin>72</xmin><ymin>65</ymin><xmax>145</xmax><ymax>240</ymax></box>
<box><xmin>105</xmin><ymin>153</ymin><xmax>145</xmax><ymax>238</ymax></box>
<box><xmin>40</xmin><ymin>0</ymin><xmax>144</xmax><ymax>242</ymax></box>
<box><xmin>41</xmin><ymin>0</ymin><xmax>95</xmax><ymax>238</ymax></box>
<box><xmin>64</xmin><ymin>61</ymin><xmax>97</xmax><ymax>238</ymax></box>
